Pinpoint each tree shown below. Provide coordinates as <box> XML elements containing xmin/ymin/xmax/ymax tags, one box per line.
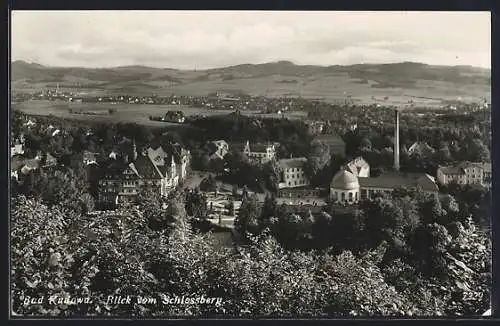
<box><xmin>305</xmin><ymin>140</ymin><xmax>331</xmax><ymax>183</ymax></box>
<box><xmin>199</xmin><ymin>175</ymin><xmax>217</xmax><ymax>192</ymax></box>
<box><xmin>360</xmin><ymin>137</ymin><xmax>372</xmax><ymax>151</ymax></box>
<box><xmin>417</xmin><ymin>194</ymin><xmax>446</xmax><ymax>225</ymax></box>
<box><xmin>435</xmin><ymin>142</ymin><xmax>452</xmax><ymax>163</ymax></box>
<box><xmin>410</xmin><ymin>223</ymin><xmax>452</xmax><ymax>278</ymax></box>
<box><xmin>263</xmin><ymin>161</ymin><xmax>280</xmax><ymax>193</ymax></box>
<box><xmin>439</xmin><ymin>194</ymin><xmax>461</xmax><ymax>225</ymax></box>
<box><xmin>361</xmin><ymin>197</ymin><xmax>405</xmax><ymax>248</ymax></box>
<box><xmin>235</xmin><ymin>194</ymin><xmax>261</xmax><ymax>236</ymax></box>
<box><xmin>210</xmin><ymin>157</ymin><xmax>225</xmax><ymax>175</ymax></box>
<box><xmin>136</xmin><ymin>189</ymin><xmax>176</xmax><ymax>232</ymax></box>
<box><xmin>185</xmin><ymin>190</ymin><xmax>208</xmax><ymax>220</ymax></box>
<box><xmin>259</xmin><ymin>193</ymin><xmax>278</xmax><ymax>231</ymax></box>
<box><xmin>232</xmin><ymin>185</ymin><xmax>239</xmax><ymax>197</ymax></box>
<box><xmin>467</xmin><ymin>139</ymin><xmax>490</xmax><ymax>162</ymax></box>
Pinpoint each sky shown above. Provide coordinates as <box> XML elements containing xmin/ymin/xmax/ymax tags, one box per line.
<box><xmin>11</xmin><ymin>11</ymin><xmax>491</xmax><ymax>69</ymax></box>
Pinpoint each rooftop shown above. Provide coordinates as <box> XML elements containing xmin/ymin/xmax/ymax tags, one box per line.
<box><xmin>279</xmin><ymin>157</ymin><xmax>308</xmax><ymax>170</ymax></box>
<box><xmin>358</xmin><ymin>172</ymin><xmax>438</xmax><ymax>192</ymax></box>
<box><xmin>439</xmin><ymin>162</ymin><xmax>492</xmax><ymax>175</ymax></box>
<box><xmin>408</xmin><ymin>141</ymin><xmax>436</xmax><ymax>155</ymax></box>
<box><xmin>313</xmin><ymin>134</ymin><xmax>346</xmax><ymax>150</ymax></box>
<box><xmin>245</xmin><ymin>141</ymin><xmax>274</xmax><ymax>153</ymax></box>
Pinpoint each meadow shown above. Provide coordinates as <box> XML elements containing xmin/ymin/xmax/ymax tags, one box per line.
<box><xmin>11</xmin><ymin>100</ymin><xmax>308</xmax><ymax>126</ymax></box>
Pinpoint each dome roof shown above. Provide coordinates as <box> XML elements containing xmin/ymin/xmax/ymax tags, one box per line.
<box><xmin>330</xmin><ymin>170</ymin><xmax>360</xmax><ymax>190</ymax></box>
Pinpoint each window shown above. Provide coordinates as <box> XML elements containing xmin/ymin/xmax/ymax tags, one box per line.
<box><xmin>355</xmin><ymin>192</ymin><xmax>358</xmax><ymax>201</ymax></box>
<box><xmin>341</xmin><ymin>192</ymin><xmax>346</xmax><ymax>201</ymax></box>
<box><xmin>348</xmin><ymin>192</ymin><xmax>353</xmax><ymax>201</ymax></box>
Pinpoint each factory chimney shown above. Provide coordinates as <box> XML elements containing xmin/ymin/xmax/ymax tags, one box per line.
<box><xmin>394</xmin><ymin>109</ymin><xmax>400</xmax><ymax>171</ymax></box>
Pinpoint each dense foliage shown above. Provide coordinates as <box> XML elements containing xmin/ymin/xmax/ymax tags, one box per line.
<box><xmin>11</xmin><ymin>196</ymin><xmax>444</xmax><ymax>317</ymax></box>
<box><xmin>234</xmin><ymin>188</ymin><xmax>491</xmax><ymax>316</ymax></box>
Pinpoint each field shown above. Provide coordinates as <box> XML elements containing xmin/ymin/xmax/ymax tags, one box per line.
<box><xmin>11</xmin><ymin>100</ymin><xmax>308</xmax><ymax>126</ymax></box>
<box><xmin>11</xmin><ymin>61</ymin><xmax>491</xmax><ymax>107</ymax></box>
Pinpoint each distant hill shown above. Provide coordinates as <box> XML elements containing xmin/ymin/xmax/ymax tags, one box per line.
<box><xmin>11</xmin><ymin>60</ymin><xmax>491</xmax><ymax>103</ymax></box>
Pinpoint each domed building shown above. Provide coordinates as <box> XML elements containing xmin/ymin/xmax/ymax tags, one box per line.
<box><xmin>330</xmin><ymin>170</ymin><xmax>360</xmax><ymax>204</ymax></box>
<box><xmin>329</xmin><ymin>157</ymin><xmax>439</xmax><ymax>205</ymax></box>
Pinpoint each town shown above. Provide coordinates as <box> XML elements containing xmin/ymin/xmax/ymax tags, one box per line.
<box><xmin>10</xmin><ymin>10</ymin><xmax>491</xmax><ymax>319</ymax></box>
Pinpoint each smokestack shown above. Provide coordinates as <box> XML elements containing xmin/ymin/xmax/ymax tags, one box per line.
<box><xmin>394</xmin><ymin>109</ymin><xmax>400</xmax><ymax>171</ymax></box>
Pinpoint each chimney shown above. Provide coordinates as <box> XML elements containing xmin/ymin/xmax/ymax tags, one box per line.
<box><xmin>394</xmin><ymin>109</ymin><xmax>400</xmax><ymax>171</ymax></box>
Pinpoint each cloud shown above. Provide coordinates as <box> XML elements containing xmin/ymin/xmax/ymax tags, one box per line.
<box><xmin>11</xmin><ymin>11</ymin><xmax>491</xmax><ymax>69</ymax></box>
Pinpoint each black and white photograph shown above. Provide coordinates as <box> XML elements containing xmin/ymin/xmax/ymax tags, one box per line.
<box><xmin>9</xmin><ymin>10</ymin><xmax>492</xmax><ymax>318</ymax></box>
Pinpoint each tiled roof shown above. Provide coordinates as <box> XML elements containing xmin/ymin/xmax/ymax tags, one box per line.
<box><xmin>133</xmin><ymin>155</ymin><xmax>162</xmax><ymax>179</ymax></box>
<box><xmin>438</xmin><ymin>166</ymin><xmax>463</xmax><ymax>175</ymax></box>
<box><xmin>313</xmin><ymin>134</ymin><xmax>346</xmax><ymax>147</ymax></box>
<box><xmin>127</xmin><ymin>163</ymin><xmax>141</xmax><ymax>177</ymax></box>
<box><xmin>439</xmin><ymin>162</ymin><xmax>491</xmax><ymax>175</ymax></box>
<box><xmin>250</xmin><ymin>143</ymin><xmax>273</xmax><ymax>153</ymax></box>
<box><xmin>408</xmin><ymin>141</ymin><xmax>435</xmax><ymax>154</ymax></box>
<box><xmin>212</xmin><ymin>140</ymin><xmax>229</xmax><ymax>148</ymax></box>
<box><xmin>279</xmin><ymin>157</ymin><xmax>308</xmax><ymax>169</ymax></box>
<box><xmin>358</xmin><ymin>172</ymin><xmax>438</xmax><ymax>192</ymax></box>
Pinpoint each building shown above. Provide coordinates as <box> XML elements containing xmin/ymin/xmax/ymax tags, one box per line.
<box><xmin>278</xmin><ymin>157</ymin><xmax>310</xmax><ymax>189</ymax></box>
<box><xmin>208</xmin><ymin>140</ymin><xmax>230</xmax><ymax>160</ymax></box>
<box><xmin>98</xmin><ymin>144</ymin><xmax>191</xmax><ymax>207</ymax></box>
<box><xmin>305</xmin><ymin>120</ymin><xmax>325</xmax><ymax>135</ymax></box>
<box><xmin>32</xmin><ymin>151</ymin><xmax>57</xmax><ymax>169</ymax></box>
<box><xmin>408</xmin><ymin>141</ymin><xmax>436</xmax><ymax>156</ymax></box>
<box><xmin>345</xmin><ymin>156</ymin><xmax>370</xmax><ymax>178</ymax></box>
<box><xmin>437</xmin><ymin>162</ymin><xmax>491</xmax><ymax>187</ymax></box>
<box><xmin>312</xmin><ymin>134</ymin><xmax>346</xmax><ymax>157</ymax></box>
<box><xmin>164</xmin><ymin>111</ymin><xmax>185</xmax><ymax>123</ymax></box>
<box><xmin>358</xmin><ymin>172</ymin><xmax>438</xmax><ymax>201</ymax></box>
<box><xmin>243</xmin><ymin>141</ymin><xmax>276</xmax><ymax>164</ymax></box>
<box><xmin>330</xmin><ymin>170</ymin><xmax>361</xmax><ymax>204</ymax></box>
<box><xmin>11</xmin><ymin>144</ymin><xmax>24</xmax><ymax>157</ymax></box>
<box><xmin>12</xmin><ymin>152</ymin><xmax>58</xmax><ymax>177</ymax></box>
<box><xmin>82</xmin><ymin>151</ymin><xmax>99</xmax><ymax>165</ymax></box>
<box><xmin>330</xmin><ymin>168</ymin><xmax>438</xmax><ymax>205</ymax></box>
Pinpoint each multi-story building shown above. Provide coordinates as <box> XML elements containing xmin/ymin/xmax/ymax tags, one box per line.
<box><xmin>98</xmin><ymin>143</ymin><xmax>191</xmax><ymax>207</ymax></box>
<box><xmin>330</xmin><ymin>168</ymin><xmax>438</xmax><ymax>205</ymax></box>
<box><xmin>243</xmin><ymin>141</ymin><xmax>276</xmax><ymax>164</ymax></box>
<box><xmin>437</xmin><ymin>162</ymin><xmax>492</xmax><ymax>187</ymax></box>
<box><xmin>329</xmin><ymin>155</ymin><xmax>438</xmax><ymax>205</ymax></box>
<box><xmin>278</xmin><ymin>157</ymin><xmax>310</xmax><ymax>189</ymax></box>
